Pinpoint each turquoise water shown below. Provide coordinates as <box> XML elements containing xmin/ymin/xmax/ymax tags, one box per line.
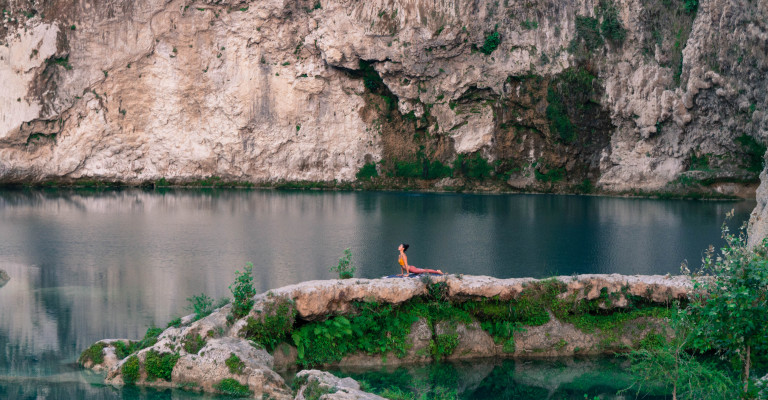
<box><xmin>0</xmin><ymin>188</ymin><xmax>755</xmax><ymax>399</ymax></box>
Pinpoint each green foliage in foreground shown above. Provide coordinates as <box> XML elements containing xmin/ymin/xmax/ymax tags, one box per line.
<box><xmin>687</xmin><ymin>214</ymin><xmax>768</xmax><ymax>393</ymax></box>
<box><xmin>329</xmin><ymin>248</ymin><xmax>356</xmax><ymax>279</ymax></box>
<box><xmin>229</xmin><ymin>263</ymin><xmax>257</xmax><ymax>319</ymax></box>
<box><xmin>144</xmin><ymin>350</ymin><xmax>180</xmax><ymax>382</ymax></box>
<box><xmin>214</xmin><ymin>378</ymin><xmax>252</xmax><ymax>397</ymax></box>
<box><xmin>121</xmin><ymin>356</ymin><xmax>140</xmax><ymax>385</ymax></box>
<box><xmin>623</xmin><ymin>308</ymin><xmax>737</xmax><ymax>400</ymax></box>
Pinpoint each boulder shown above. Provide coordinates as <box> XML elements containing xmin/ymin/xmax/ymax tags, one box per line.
<box><xmin>294</xmin><ymin>370</ymin><xmax>386</xmax><ymax>400</ymax></box>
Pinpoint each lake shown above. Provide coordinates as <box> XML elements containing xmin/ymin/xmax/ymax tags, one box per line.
<box><xmin>0</xmin><ymin>188</ymin><xmax>756</xmax><ymax>399</ymax></box>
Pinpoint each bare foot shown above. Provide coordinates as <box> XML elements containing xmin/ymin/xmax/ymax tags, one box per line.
<box><xmin>437</xmin><ymin>270</ymin><xmax>443</xmax><ymax>274</ymax></box>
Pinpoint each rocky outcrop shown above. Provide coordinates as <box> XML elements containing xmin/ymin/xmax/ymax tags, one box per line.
<box><xmin>0</xmin><ymin>0</ymin><xmax>765</xmax><ymax>195</ymax></box>
<box><xmin>294</xmin><ymin>370</ymin><xmax>385</xmax><ymax>400</ymax></box>
<box><xmin>83</xmin><ymin>273</ymin><xmax>689</xmax><ymax>396</ymax></box>
<box><xmin>241</xmin><ymin>273</ymin><xmax>689</xmax><ymax>321</ymax></box>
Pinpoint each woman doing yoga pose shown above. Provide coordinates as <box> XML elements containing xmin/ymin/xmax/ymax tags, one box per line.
<box><xmin>398</xmin><ymin>243</ymin><xmax>443</xmax><ymax>276</ymax></box>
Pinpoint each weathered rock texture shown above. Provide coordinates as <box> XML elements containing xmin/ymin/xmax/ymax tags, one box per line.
<box><xmin>1</xmin><ymin>0</ymin><xmax>766</xmax><ymax>195</ymax></box>
<box><xmin>294</xmin><ymin>370</ymin><xmax>385</xmax><ymax>400</ymax></box>
<box><xmin>84</xmin><ymin>273</ymin><xmax>690</xmax><ymax>396</ymax></box>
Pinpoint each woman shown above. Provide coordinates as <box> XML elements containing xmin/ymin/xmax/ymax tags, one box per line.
<box><xmin>398</xmin><ymin>243</ymin><xmax>443</xmax><ymax>276</ymax></box>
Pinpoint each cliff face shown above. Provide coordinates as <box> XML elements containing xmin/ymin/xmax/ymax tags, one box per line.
<box><xmin>0</xmin><ymin>0</ymin><xmax>766</xmax><ymax>193</ymax></box>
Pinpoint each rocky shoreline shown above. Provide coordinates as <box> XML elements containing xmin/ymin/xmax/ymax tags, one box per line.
<box><xmin>80</xmin><ymin>273</ymin><xmax>690</xmax><ymax>398</ymax></box>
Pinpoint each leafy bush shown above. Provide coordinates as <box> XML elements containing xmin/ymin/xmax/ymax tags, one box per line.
<box><xmin>182</xmin><ymin>334</ymin><xmax>206</xmax><ymax>354</ymax></box>
<box><xmin>453</xmin><ymin>153</ymin><xmax>492</xmax><ymax>180</ymax></box>
<box><xmin>214</xmin><ymin>378</ymin><xmax>252</xmax><ymax>397</ymax></box>
<box><xmin>229</xmin><ymin>263</ymin><xmax>257</xmax><ymax>319</ymax></box>
<box><xmin>226</xmin><ymin>353</ymin><xmax>245</xmax><ymax>374</ymax></box>
<box><xmin>136</xmin><ymin>327</ymin><xmax>163</xmax><ymax>350</ymax></box>
<box><xmin>242</xmin><ymin>296</ymin><xmax>296</xmax><ymax>352</ymax></box>
<box><xmin>687</xmin><ymin>216</ymin><xmax>768</xmax><ymax>392</ymax></box>
<box><xmin>113</xmin><ymin>340</ymin><xmax>136</xmax><ymax>359</ymax></box>
<box><xmin>121</xmin><ymin>355</ymin><xmax>140</xmax><ymax>385</ymax></box>
<box><xmin>574</xmin><ymin>16</ymin><xmax>603</xmax><ymax>51</ymax></box>
<box><xmin>425</xmin><ymin>160</ymin><xmax>453</xmax><ymax>180</ymax></box>
<box><xmin>329</xmin><ymin>248</ymin><xmax>356</xmax><ymax>279</ymax></box>
<box><xmin>166</xmin><ymin>317</ymin><xmax>182</xmax><ymax>328</ymax></box>
<box><xmin>78</xmin><ymin>342</ymin><xmax>107</xmax><ymax>365</ymax></box>
<box><xmin>599</xmin><ymin>5</ymin><xmax>626</xmax><ymax>44</ymax></box>
<box><xmin>735</xmin><ymin>134</ymin><xmax>766</xmax><ymax>173</ymax></box>
<box><xmin>186</xmin><ymin>293</ymin><xmax>214</xmax><ymax>321</ymax></box>
<box><xmin>432</xmin><ymin>333</ymin><xmax>459</xmax><ymax>359</ymax></box>
<box><xmin>683</xmin><ymin>0</ymin><xmax>698</xmax><ymax>14</ymax></box>
<box><xmin>144</xmin><ymin>350</ymin><xmax>180</xmax><ymax>382</ymax></box>
<box><xmin>356</xmin><ymin>163</ymin><xmax>378</xmax><ymax>180</ymax></box>
<box><xmin>359</xmin><ymin>60</ymin><xmax>384</xmax><ymax>92</ymax></box>
<box><xmin>479</xmin><ymin>31</ymin><xmax>500</xmax><ymax>55</ymax></box>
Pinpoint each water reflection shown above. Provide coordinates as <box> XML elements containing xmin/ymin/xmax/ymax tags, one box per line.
<box><xmin>0</xmin><ymin>188</ymin><xmax>754</xmax><ymax>398</ymax></box>
<box><xmin>330</xmin><ymin>357</ymin><xmax>668</xmax><ymax>399</ymax></box>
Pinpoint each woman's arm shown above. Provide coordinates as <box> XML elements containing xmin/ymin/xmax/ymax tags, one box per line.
<box><xmin>403</xmin><ymin>254</ymin><xmax>410</xmax><ymax>275</ymax></box>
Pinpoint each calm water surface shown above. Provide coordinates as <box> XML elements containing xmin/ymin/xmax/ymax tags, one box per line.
<box><xmin>0</xmin><ymin>188</ymin><xmax>755</xmax><ymax>399</ymax></box>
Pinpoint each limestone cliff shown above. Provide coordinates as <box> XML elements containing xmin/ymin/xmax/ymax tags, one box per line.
<box><xmin>0</xmin><ymin>0</ymin><xmax>766</xmax><ymax>194</ymax></box>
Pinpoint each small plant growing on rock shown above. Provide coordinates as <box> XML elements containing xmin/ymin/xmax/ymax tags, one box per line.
<box><xmin>186</xmin><ymin>293</ymin><xmax>214</xmax><ymax>321</ymax></box>
<box><xmin>144</xmin><ymin>350</ymin><xmax>180</xmax><ymax>382</ymax></box>
<box><xmin>121</xmin><ymin>355</ymin><xmax>140</xmax><ymax>385</ymax></box>
<box><xmin>225</xmin><ymin>353</ymin><xmax>245</xmax><ymax>374</ymax></box>
<box><xmin>243</xmin><ymin>297</ymin><xmax>296</xmax><ymax>352</ymax></box>
<box><xmin>182</xmin><ymin>333</ymin><xmax>206</xmax><ymax>354</ymax></box>
<box><xmin>113</xmin><ymin>340</ymin><xmax>136</xmax><ymax>359</ymax></box>
<box><xmin>78</xmin><ymin>342</ymin><xmax>107</xmax><ymax>366</ymax></box>
<box><xmin>214</xmin><ymin>378</ymin><xmax>252</xmax><ymax>397</ymax></box>
<box><xmin>479</xmin><ymin>29</ymin><xmax>500</xmax><ymax>55</ymax></box>
<box><xmin>329</xmin><ymin>248</ymin><xmax>355</xmax><ymax>279</ymax></box>
<box><xmin>230</xmin><ymin>263</ymin><xmax>257</xmax><ymax>319</ymax></box>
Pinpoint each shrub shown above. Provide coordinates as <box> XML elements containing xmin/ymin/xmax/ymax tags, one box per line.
<box><xmin>113</xmin><ymin>341</ymin><xmax>136</xmax><ymax>359</ymax></box>
<box><xmin>425</xmin><ymin>160</ymin><xmax>453</xmax><ymax>180</ymax></box>
<box><xmin>78</xmin><ymin>343</ymin><xmax>107</xmax><ymax>365</ymax></box>
<box><xmin>329</xmin><ymin>248</ymin><xmax>356</xmax><ymax>279</ymax></box>
<box><xmin>599</xmin><ymin>5</ymin><xmax>626</xmax><ymax>44</ymax></box>
<box><xmin>136</xmin><ymin>327</ymin><xmax>163</xmax><ymax>350</ymax></box>
<box><xmin>687</xmin><ymin>215</ymin><xmax>768</xmax><ymax>392</ymax></box>
<box><xmin>574</xmin><ymin>16</ymin><xmax>603</xmax><ymax>51</ymax></box>
<box><xmin>225</xmin><ymin>353</ymin><xmax>245</xmax><ymax>374</ymax></box>
<box><xmin>186</xmin><ymin>293</ymin><xmax>214</xmax><ymax>321</ymax></box>
<box><xmin>182</xmin><ymin>334</ymin><xmax>206</xmax><ymax>354</ymax></box>
<box><xmin>229</xmin><ymin>263</ymin><xmax>257</xmax><ymax>319</ymax></box>
<box><xmin>432</xmin><ymin>334</ymin><xmax>459</xmax><ymax>360</ymax></box>
<box><xmin>479</xmin><ymin>31</ymin><xmax>500</xmax><ymax>55</ymax></box>
<box><xmin>242</xmin><ymin>296</ymin><xmax>296</xmax><ymax>352</ymax></box>
<box><xmin>144</xmin><ymin>350</ymin><xmax>180</xmax><ymax>382</ymax></box>
<box><xmin>214</xmin><ymin>378</ymin><xmax>252</xmax><ymax>397</ymax></box>
<box><xmin>356</xmin><ymin>162</ymin><xmax>378</xmax><ymax>180</ymax></box>
<box><xmin>453</xmin><ymin>153</ymin><xmax>492</xmax><ymax>180</ymax></box>
<box><xmin>166</xmin><ymin>317</ymin><xmax>182</xmax><ymax>328</ymax></box>
<box><xmin>121</xmin><ymin>355</ymin><xmax>140</xmax><ymax>385</ymax></box>
<box><xmin>735</xmin><ymin>134</ymin><xmax>766</xmax><ymax>173</ymax></box>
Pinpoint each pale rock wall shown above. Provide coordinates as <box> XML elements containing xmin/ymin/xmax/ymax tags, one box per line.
<box><xmin>0</xmin><ymin>0</ymin><xmax>766</xmax><ymax>192</ymax></box>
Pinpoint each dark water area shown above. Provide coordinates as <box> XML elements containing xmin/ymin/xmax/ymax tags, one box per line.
<box><xmin>0</xmin><ymin>188</ymin><xmax>755</xmax><ymax>399</ymax></box>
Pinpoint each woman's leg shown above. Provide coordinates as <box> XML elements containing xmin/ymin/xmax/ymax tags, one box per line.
<box><xmin>408</xmin><ymin>266</ymin><xmax>443</xmax><ymax>275</ymax></box>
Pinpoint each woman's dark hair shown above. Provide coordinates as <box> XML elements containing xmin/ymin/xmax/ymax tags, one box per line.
<box><xmin>401</xmin><ymin>243</ymin><xmax>410</xmax><ymax>252</ymax></box>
